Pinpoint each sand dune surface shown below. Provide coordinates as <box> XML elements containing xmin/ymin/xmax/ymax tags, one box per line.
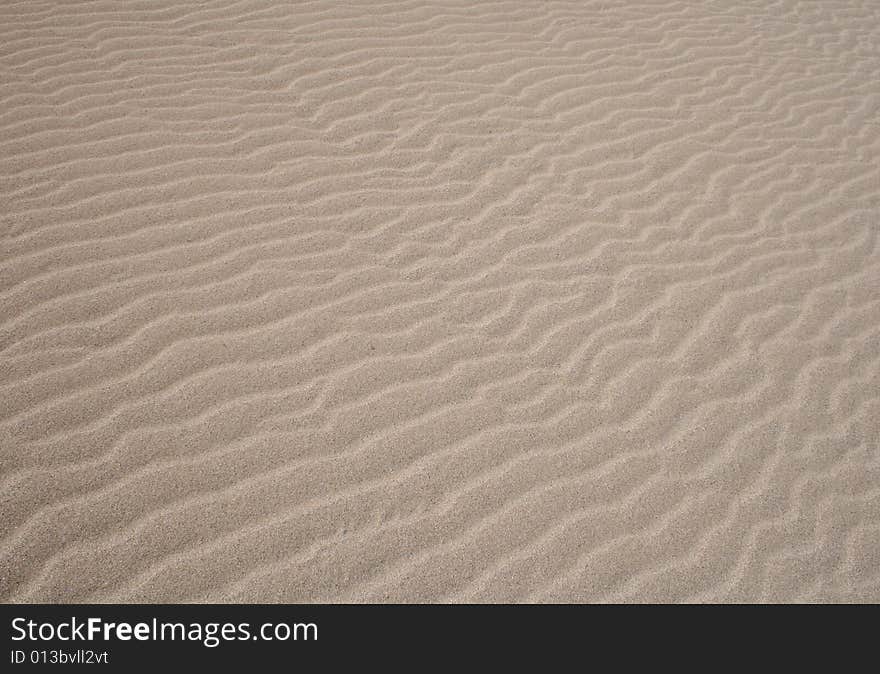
<box><xmin>1</xmin><ymin>0</ymin><xmax>879</xmax><ymax>603</ymax></box>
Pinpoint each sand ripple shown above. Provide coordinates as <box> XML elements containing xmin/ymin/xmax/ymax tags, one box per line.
<box><xmin>1</xmin><ymin>0</ymin><xmax>879</xmax><ymax>602</ymax></box>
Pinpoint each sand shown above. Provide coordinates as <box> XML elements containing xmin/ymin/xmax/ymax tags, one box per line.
<box><xmin>1</xmin><ymin>0</ymin><xmax>878</xmax><ymax>604</ymax></box>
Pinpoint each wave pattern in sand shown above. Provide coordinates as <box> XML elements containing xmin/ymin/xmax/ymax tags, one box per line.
<box><xmin>1</xmin><ymin>0</ymin><xmax>879</xmax><ymax>602</ymax></box>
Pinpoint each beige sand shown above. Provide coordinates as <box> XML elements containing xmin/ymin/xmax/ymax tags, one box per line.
<box><xmin>1</xmin><ymin>0</ymin><xmax>878</xmax><ymax>604</ymax></box>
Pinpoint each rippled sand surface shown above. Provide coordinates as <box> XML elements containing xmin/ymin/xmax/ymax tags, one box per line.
<box><xmin>2</xmin><ymin>1</ymin><xmax>879</xmax><ymax>602</ymax></box>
